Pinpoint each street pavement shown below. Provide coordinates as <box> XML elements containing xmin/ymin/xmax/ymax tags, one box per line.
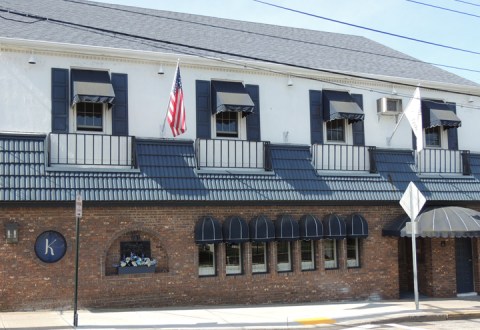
<box><xmin>1</xmin><ymin>296</ymin><xmax>480</xmax><ymax>329</ymax></box>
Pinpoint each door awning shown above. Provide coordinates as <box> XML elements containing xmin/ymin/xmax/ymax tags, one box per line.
<box><xmin>346</xmin><ymin>214</ymin><xmax>369</xmax><ymax>238</ymax></box>
<box><xmin>323</xmin><ymin>90</ymin><xmax>364</xmax><ymax>122</ymax></box>
<box><xmin>422</xmin><ymin>100</ymin><xmax>461</xmax><ymax>129</ymax></box>
<box><xmin>275</xmin><ymin>214</ymin><xmax>299</xmax><ymax>241</ymax></box>
<box><xmin>323</xmin><ymin>214</ymin><xmax>346</xmax><ymax>239</ymax></box>
<box><xmin>195</xmin><ymin>216</ymin><xmax>223</xmax><ymax>244</ymax></box>
<box><xmin>223</xmin><ymin>215</ymin><xmax>249</xmax><ymax>243</ymax></box>
<box><xmin>249</xmin><ymin>215</ymin><xmax>275</xmax><ymax>242</ymax></box>
<box><xmin>382</xmin><ymin>207</ymin><xmax>480</xmax><ymax>238</ymax></box>
<box><xmin>71</xmin><ymin>69</ymin><xmax>115</xmax><ymax>106</ymax></box>
<box><xmin>211</xmin><ymin>80</ymin><xmax>254</xmax><ymax>115</ymax></box>
<box><xmin>299</xmin><ymin>214</ymin><xmax>323</xmax><ymax>240</ymax></box>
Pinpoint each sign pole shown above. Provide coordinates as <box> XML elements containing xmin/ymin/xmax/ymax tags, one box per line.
<box><xmin>73</xmin><ymin>193</ymin><xmax>82</xmax><ymax>327</ymax></box>
<box><xmin>400</xmin><ymin>182</ymin><xmax>425</xmax><ymax>311</ymax></box>
<box><xmin>410</xmin><ymin>191</ymin><xmax>420</xmax><ymax>310</ymax></box>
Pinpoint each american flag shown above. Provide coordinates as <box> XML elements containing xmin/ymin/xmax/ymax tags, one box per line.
<box><xmin>167</xmin><ymin>64</ymin><xmax>186</xmax><ymax>137</ymax></box>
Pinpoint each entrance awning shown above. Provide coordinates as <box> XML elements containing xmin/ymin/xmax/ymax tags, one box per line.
<box><xmin>422</xmin><ymin>100</ymin><xmax>461</xmax><ymax>129</ymax></box>
<box><xmin>195</xmin><ymin>216</ymin><xmax>223</xmax><ymax>244</ymax></box>
<box><xmin>275</xmin><ymin>214</ymin><xmax>299</xmax><ymax>241</ymax></box>
<box><xmin>382</xmin><ymin>207</ymin><xmax>480</xmax><ymax>238</ymax></box>
<box><xmin>223</xmin><ymin>215</ymin><xmax>249</xmax><ymax>243</ymax></box>
<box><xmin>323</xmin><ymin>90</ymin><xmax>364</xmax><ymax>122</ymax></box>
<box><xmin>299</xmin><ymin>214</ymin><xmax>323</xmax><ymax>240</ymax></box>
<box><xmin>346</xmin><ymin>214</ymin><xmax>369</xmax><ymax>238</ymax></box>
<box><xmin>71</xmin><ymin>69</ymin><xmax>115</xmax><ymax>106</ymax></box>
<box><xmin>323</xmin><ymin>214</ymin><xmax>346</xmax><ymax>239</ymax></box>
<box><xmin>211</xmin><ymin>80</ymin><xmax>254</xmax><ymax>115</ymax></box>
<box><xmin>249</xmin><ymin>215</ymin><xmax>275</xmax><ymax>242</ymax></box>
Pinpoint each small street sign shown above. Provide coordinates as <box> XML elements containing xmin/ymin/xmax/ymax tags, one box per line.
<box><xmin>75</xmin><ymin>193</ymin><xmax>82</xmax><ymax>218</ymax></box>
<box><xmin>400</xmin><ymin>182</ymin><xmax>426</xmax><ymax>221</ymax></box>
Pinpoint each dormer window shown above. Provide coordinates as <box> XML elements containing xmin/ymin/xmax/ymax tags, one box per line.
<box><xmin>216</xmin><ymin>111</ymin><xmax>239</xmax><ymax>138</ymax></box>
<box><xmin>425</xmin><ymin>126</ymin><xmax>441</xmax><ymax>147</ymax></box>
<box><xmin>76</xmin><ymin>102</ymin><xmax>104</xmax><ymax>132</ymax></box>
<box><xmin>326</xmin><ymin>119</ymin><xmax>345</xmax><ymax>142</ymax></box>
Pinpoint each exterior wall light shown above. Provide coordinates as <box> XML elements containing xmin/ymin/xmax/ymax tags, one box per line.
<box><xmin>287</xmin><ymin>75</ymin><xmax>293</xmax><ymax>86</ymax></box>
<box><xmin>5</xmin><ymin>222</ymin><xmax>19</xmax><ymax>243</ymax></box>
<box><xmin>158</xmin><ymin>64</ymin><xmax>165</xmax><ymax>75</ymax></box>
<box><xmin>28</xmin><ymin>54</ymin><xmax>37</xmax><ymax>64</ymax></box>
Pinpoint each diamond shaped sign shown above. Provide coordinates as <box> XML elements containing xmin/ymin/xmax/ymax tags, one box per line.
<box><xmin>400</xmin><ymin>182</ymin><xmax>426</xmax><ymax>221</ymax></box>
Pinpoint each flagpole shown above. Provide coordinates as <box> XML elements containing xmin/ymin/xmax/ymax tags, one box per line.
<box><xmin>161</xmin><ymin>59</ymin><xmax>180</xmax><ymax>137</ymax></box>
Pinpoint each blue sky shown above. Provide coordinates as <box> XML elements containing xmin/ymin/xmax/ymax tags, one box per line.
<box><xmin>97</xmin><ymin>0</ymin><xmax>480</xmax><ymax>84</ymax></box>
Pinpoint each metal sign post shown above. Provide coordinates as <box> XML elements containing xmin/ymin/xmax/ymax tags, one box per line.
<box><xmin>73</xmin><ymin>193</ymin><xmax>82</xmax><ymax>327</ymax></box>
<box><xmin>400</xmin><ymin>182</ymin><xmax>426</xmax><ymax>311</ymax></box>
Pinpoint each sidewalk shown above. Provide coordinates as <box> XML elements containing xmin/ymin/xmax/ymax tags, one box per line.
<box><xmin>1</xmin><ymin>296</ymin><xmax>480</xmax><ymax>329</ymax></box>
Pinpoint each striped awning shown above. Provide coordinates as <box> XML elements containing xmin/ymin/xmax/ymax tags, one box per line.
<box><xmin>71</xmin><ymin>69</ymin><xmax>115</xmax><ymax>106</ymax></box>
<box><xmin>275</xmin><ymin>214</ymin><xmax>299</xmax><ymax>241</ymax></box>
<box><xmin>223</xmin><ymin>215</ymin><xmax>249</xmax><ymax>243</ymax></box>
<box><xmin>323</xmin><ymin>214</ymin><xmax>346</xmax><ymax>239</ymax></box>
<box><xmin>211</xmin><ymin>80</ymin><xmax>254</xmax><ymax>115</ymax></box>
<box><xmin>422</xmin><ymin>100</ymin><xmax>461</xmax><ymax>129</ymax></box>
<box><xmin>346</xmin><ymin>214</ymin><xmax>368</xmax><ymax>238</ymax></box>
<box><xmin>249</xmin><ymin>215</ymin><xmax>275</xmax><ymax>242</ymax></box>
<box><xmin>195</xmin><ymin>216</ymin><xmax>223</xmax><ymax>244</ymax></box>
<box><xmin>323</xmin><ymin>90</ymin><xmax>364</xmax><ymax>122</ymax></box>
<box><xmin>299</xmin><ymin>214</ymin><xmax>323</xmax><ymax>240</ymax></box>
<box><xmin>382</xmin><ymin>207</ymin><xmax>480</xmax><ymax>238</ymax></box>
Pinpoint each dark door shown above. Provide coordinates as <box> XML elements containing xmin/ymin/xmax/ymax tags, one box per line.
<box><xmin>455</xmin><ymin>238</ymin><xmax>474</xmax><ymax>294</ymax></box>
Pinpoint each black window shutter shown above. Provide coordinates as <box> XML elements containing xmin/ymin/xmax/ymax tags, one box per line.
<box><xmin>51</xmin><ymin>68</ymin><xmax>69</xmax><ymax>133</ymax></box>
<box><xmin>351</xmin><ymin>93</ymin><xmax>365</xmax><ymax>146</ymax></box>
<box><xmin>196</xmin><ymin>80</ymin><xmax>211</xmax><ymax>139</ymax></box>
<box><xmin>309</xmin><ymin>90</ymin><xmax>323</xmax><ymax>144</ymax></box>
<box><xmin>245</xmin><ymin>84</ymin><xmax>261</xmax><ymax>141</ymax></box>
<box><xmin>111</xmin><ymin>73</ymin><xmax>129</xmax><ymax>136</ymax></box>
<box><xmin>447</xmin><ymin>102</ymin><xmax>459</xmax><ymax>150</ymax></box>
<box><xmin>412</xmin><ymin>132</ymin><xmax>417</xmax><ymax>150</ymax></box>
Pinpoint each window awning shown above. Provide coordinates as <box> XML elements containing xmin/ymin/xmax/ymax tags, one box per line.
<box><xmin>323</xmin><ymin>214</ymin><xmax>346</xmax><ymax>239</ymax></box>
<box><xmin>71</xmin><ymin>69</ymin><xmax>115</xmax><ymax>106</ymax></box>
<box><xmin>299</xmin><ymin>214</ymin><xmax>323</xmax><ymax>240</ymax></box>
<box><xmin>422</xmin><ymin>100</ymin><xmax>461</xmax><ymax>129</ymax></box>
<box><xmin>249</xmin><ymin>215</ymin><xmax>275</xmax><ymax>242</ymax></box>
<box><xmin>275</xmin><ymin>214</ymin><xmax>299</xmax><ymax>241</ymax></box>
<box><xmin>211</xmin><ymin>80</ymin><xmax>254</xmax><ymax>115</ymax></box>
<box><xmin>346</xmin><ymin>214</ymin><xmax>368</xmax><ymax>238</ymax></box>
<box><xmin>323</xmin><ymin>90</ymin><xmax>364</xmax><ymax>122</ymax></box>
<box><xmin>195</xmin><ymin>216</ymin><xmax>223</xmax><ymax>244</ymax></box>
<box><xmin>382</xmin><ymin>207</ymin><xmax>480</xmax><ymax>238</ymax></box>
<box><xmin>223</xmin><ymin>215</ymin><xmax>249</xmax><ymax>243</ymax></box>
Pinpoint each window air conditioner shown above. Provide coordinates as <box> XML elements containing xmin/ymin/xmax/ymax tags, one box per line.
<box><xmin>377</xmin><ymin>97</ymin><xmax>402</xmax><ymax>115</ymax></box>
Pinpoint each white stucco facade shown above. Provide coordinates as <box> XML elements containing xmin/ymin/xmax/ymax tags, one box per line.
<box><xmin>1</xmin><ymin>42</ymin><xmax>479</xmax><ymax>153</ymax></box>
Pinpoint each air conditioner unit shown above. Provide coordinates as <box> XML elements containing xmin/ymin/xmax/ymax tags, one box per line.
<box><xmin>377</xmin><ymin>97</ymin><xmax>402</xmax><ymax>115</ymax></box>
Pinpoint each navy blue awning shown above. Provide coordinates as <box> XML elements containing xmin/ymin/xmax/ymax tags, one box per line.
<box><xmin>195</xmin><ymin>216</ymin><xmax>223</xmax><ymax>244</ymax></box>
<box><xmin>275</xmin><ymin>214</ymin><xmax>299</xmax><ymax>241</ymax></box>
<box><xmin>71</xmin><ymin>69</ymin><xmax>115</xmax><ymax>106</ymax></box>
<box><xmin>223</xmin><ymin>215</ymin><xmax>249</xmax><ymax>243</ymax></box>
<box><xmin>299</xmin><ymin>214</ymin><xmax>323</xmax><ymax>240</ymax></box>
<box><xmin>323</xmin><ymin>214</ymin><xmax>346</xmax><ymax>239</ymax></box>
<box><xmin>421</xmin><ymin>100</ymin><xmax>461</xmax><ymax>129</ymax></box>
<box><xmin>323</xmin><ymin>90</ymin><xmax>364</xmax><ymax>122</ymax></box>
<box><xmin>346</xmin><ymin>213</ymin><xmax>368</xmax><ymax>238</ymax></box>
<box><xmin>211</xmin><ymin>80</ymin><xmax>254</xmax><ymax>115</ymax></box>
<box><xmin>249</xmin><ymin>215</ymin><xmax>275</xmax><ymax>242</ymax></box>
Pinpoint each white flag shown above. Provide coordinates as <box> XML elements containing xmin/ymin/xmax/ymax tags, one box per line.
<box><xmin>403</xmin><ymin>87</ymin><xmax>423</xmax><ymax>151</ymax></box>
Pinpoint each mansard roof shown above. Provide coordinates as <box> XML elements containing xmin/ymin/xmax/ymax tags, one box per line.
<box><xmin>3</xmin><ymin>134</ymin><xmax>480</xmax><ymax>204</ymax></box>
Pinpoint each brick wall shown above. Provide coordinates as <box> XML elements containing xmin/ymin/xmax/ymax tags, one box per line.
<box><xmin>1</xmin><ymin>203</ymin><xmax>405</xmax><ymax>311</ymax></box>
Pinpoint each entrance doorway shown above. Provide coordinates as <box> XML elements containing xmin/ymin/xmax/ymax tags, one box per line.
<box><xmin>455</xmin><ymin>238</ymin><xmax>474</xmax><ymax>294</ymax></box>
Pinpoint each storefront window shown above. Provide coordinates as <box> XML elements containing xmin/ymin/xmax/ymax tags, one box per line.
<box><xmin>199</xmin><ymin>244</ymin><xmax>215</xmax><ymax>276</ymax></box>
<box><xmin>347</xmin><ymin>238</ymin><xmax>360</xmax><ymax>268</ymax></box>
<box><xmin>276</xmin><ymin>241</ymin><xmax>292</xmax><ymax>272</ymax></box>
<box><xmin>324</xmin><ymin>240</ymin><xmax>338</xmax><ymax>269</ymax></box>
<box><xmin>226</xmin><ymin>243</ymin><xmax>242</xmax><ymax>275</ymax></box>
<box><xmin>301</xmin><ymin>240</ymin><xmax>315</xmax><ymax>270</ymax></box>
<box><xmin>120</xmin><ymin>240</ymin><xmax>151</xmax><ymax>260</ymax></box>
<box><xmin>252</xmin><ymin>242</ymin><xmax>267</xmax><ymax>273</ymax></box>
